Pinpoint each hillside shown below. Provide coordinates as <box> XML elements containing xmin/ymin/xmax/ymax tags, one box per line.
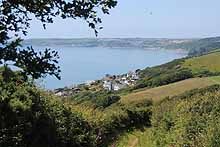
<box><xmin>1</xmin><ymin>0</ymin><xmax>220</xmax><ymax>146</ymax></box>
<box><xmin>23</xmin><ymin>38</ymin><xmax>194</xmax><ymax>49</ymax></box>
<box><xmin>183</xmin><ymin>51</ymin><xmax>220</xmax><ymax>73</ymax></box>
<box><xmin>113</xmin><ymin>51</ymin><xmax>220</xmax><ymax>146</ymax></box>
<box><xmin>121</xmin><ymin>77</ymin><xmax>219</xmax><ymax>104</ymax></box>
<box><xmin>116</xmin><ymin>85</ymin><xmax>220</xmax><ymax>147</ymax></box>
<box><xmin>135</xmin><ymin>50</ymin><xmax>220</xmax><ymax>90</ymax></box>
<box><xmin>23</xmin><ymin>37</ymin><xmax>220</xmax><ymax>57</ymax></box>
<box><xmin>67</xmin><ymin>51</ymin><xmax>220</xmax><ymax>146</ymax></box>
<box><xmin>164</xmin><ymin>36</ymin><xmax>220</xmax><ymax>56</ymax></box>
<box><xmin>1</xmin><ymin>49</ymin><xmax>220</xmax><ymax>147</ymax></box>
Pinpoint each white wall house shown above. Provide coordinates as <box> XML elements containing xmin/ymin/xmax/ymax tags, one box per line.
<box><xmin>103</xmin><ymin>81</ymin><xmax>113</xmax><ymax>91</ymax></box>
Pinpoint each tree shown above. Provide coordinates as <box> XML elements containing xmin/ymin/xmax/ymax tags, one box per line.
<box><xmin>0</xmin><ymin>0</ymin><xmax>117</xmax><ymax>80</ymax></box>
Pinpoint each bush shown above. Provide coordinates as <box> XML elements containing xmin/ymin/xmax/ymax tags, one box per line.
<box><xmin>0</xmin><ymin>75</ymin><xmax>95</xmax><ymax>147</ymax></box>
<box><xmin>135</xmin><ymin>68</ymin><xmax>193</xmax><ymax>89</ymax></box>
<box><xmin>96</xmin><ymin>105</ymin><xmax>152</xmax><ymax>146</ymax></box>
<box><xmin>150</xmin><ymin>85</ymin><xmax>220</xmax><ymax>147</ymax></box>
<box><xmin>72</xmin><ymin>90</ymin><xmax>121</xmax><ymax>108</ymax></box>
<box><xmin>93</xmin><ymin>95</ymin><xmax>121</xmax><ymax>108</ymax></box>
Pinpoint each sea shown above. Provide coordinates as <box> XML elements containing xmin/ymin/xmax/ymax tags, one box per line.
<box><xmin>24</xmin><ymin>41</ymin><xmax>187</xmax><ymax>89</ymax></box>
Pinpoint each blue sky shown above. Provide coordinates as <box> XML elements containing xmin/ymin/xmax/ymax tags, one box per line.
<box><xmin>27</xmin><ymin>0</ymin><xmax>220</xmax><ymax>39</ymax></box>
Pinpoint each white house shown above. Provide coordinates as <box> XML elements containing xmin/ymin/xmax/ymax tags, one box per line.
<box><xmin>103</xmin><ymin>81</ymin><xmax>113</xmax><ymax>91</ymax></box>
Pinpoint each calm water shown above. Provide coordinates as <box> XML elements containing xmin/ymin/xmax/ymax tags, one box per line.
<box><xmin>33</xmin><ymin>46</ymin><xmax>186</xmax><ymax>89</ymax></box>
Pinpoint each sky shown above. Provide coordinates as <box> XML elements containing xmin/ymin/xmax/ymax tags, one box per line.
<box><xmin>26</xmin><ymin>0</ymin><xmax>220</xmax><ymax>39</ymax></box>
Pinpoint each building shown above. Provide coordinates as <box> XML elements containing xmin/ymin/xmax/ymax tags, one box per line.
<box><xmin>103</xmin><ymin>81</ymin><xmax>113</xmax><ymax>91</ymax></box>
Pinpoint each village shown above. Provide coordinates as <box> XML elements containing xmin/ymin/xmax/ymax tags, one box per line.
<box><xmin>54</xmin><ymin>69</ymin><xmax>140</xmax><ymax>97</ymax></box>
<box><xmin>102</xmin><ymin>70</ymin><xmax>140</xmax><ymax>91</ymax></box>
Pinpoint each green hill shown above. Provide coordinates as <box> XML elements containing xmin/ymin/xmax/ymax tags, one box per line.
<box><xmin>1</xmin><ymin>50</ymin><xmax>220</xmax><ymax>147</ymax></box>
<box><xmin>163</xmin><ymin>36</ymin><xmax>220</xmax><ymax>56</ymax></box>
<box><xmin>135</xmin><ymin>51</ymin><xmax>220</xmax><ymax>90</ymax></box>
<box><xmin>113</xmin><ymin>51</ymin><xmax>220</xmax><ymax>147</ymax></box>
<box><xmin>116</xmin><ymin>85</ymin><xmax>220</xmax><ymax>147</ymax></box>
<box><xmin>121</xmin><ymin>77</ymin><xmax>219</xmax><ymax>104</ymax></box>
<box><xmin>64</xmin><ymin>52</ymin><xmax>220</xmax><ymax>146</ymax></box>
<box><xmin>183</xmin><ymin>51</ymin><xmax>220</xmax><ymax>74</ymax></box>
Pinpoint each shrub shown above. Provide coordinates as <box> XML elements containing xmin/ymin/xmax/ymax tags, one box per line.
<box><xmin>150</xmin><ymin>85</ymin><xmax>220</xmax><ymax>147</ymax></box>
<box><xmin>0</xmin><ymin>77</ymin><xmax>95</xmax><ymax>147</ymax></box>
<box><xmin>93</xmin><ymin>95</ymin><xmax>121</xmax><ymax>108</ymax></box>
<box><xmin>96</xmin><ymin>106</ymin><xmax>152</xmax><ymax>146</ymax></box>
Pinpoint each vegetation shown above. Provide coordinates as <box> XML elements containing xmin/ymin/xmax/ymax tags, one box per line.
<box><xmin>0</xmin><ymin>68</ymin><xmax>96</xmax><ymax>147</ymax></box>
<box><xmin>183</xmin><ymin>51</ymin><xmax>220</xmax><ymax>74</ymax></box>
<box><xmin>133</xmin><ymin>51</ymin><xmax>220</xmax><ymax>91</ymax></box>
<box><xmin>151</xmin><ymin>85</ymin><xmax>220</xmax><ymax>147</ymax></box>
<box><xmin>0</xmin><ymin>1</ymin><xmax>118</xmax><ymax>146</ymax></box>
<box><xmin>1</xmin><ymin>32</ymin><xmax>220</xmax><ymax>147</ymax></box>
<box><xmin>121</xmin><ymin>77</ymin><xmax>217</xmax><ymax>104</ymax></box>
<box><xmin>68</xmin><ymin>93</ymin><xmax>152</xmax><ymax>146</ymax></box>
<box><xmin>116</xmin><ymin>85</ymin><xmax>220</xmax><ymax>147</ymax></box>
<box><xmin>0</xmin><ymin>0</ymin><xmax>117</xmax><ymax>80</ymax></box>
<box><xmin>63</xmin><ymin>51</ymin><xmax>220</xmax><ymax>146</ymax></box>
<box><xmin>0</xmin><ymin>67</ymin><xmax>153</xmax><ymax>147</ymax></box>
<box><xmin>134</xmin><ymin>59</ymin><xmax>190</xmax><ymax>89</ymax></box>
<box><xmin>208</xmin><ymin>76</ymin><xmax>220</xmax><ymax>84</ymax></box>
<box><xmin>71</xmin><ymin>90</ymin><xmax>121</xmax><ymax>108</ymax></box>
<box><xmin>163</xmin><ymin>36</ymin><xmax>220</xmax><ymax>56</ymax></box>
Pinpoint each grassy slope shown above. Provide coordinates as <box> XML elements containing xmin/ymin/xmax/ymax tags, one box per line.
<box><xmin>116</xmin><ymin>84</ymin><xmax>220</xmax><ymax>147</ymax></box>
<box><xmin>183</xmin><ymin>51</ymin><xmax>220</xmax><ymax>73</ymax></box>
<box><xmin>115</xmin><ymin>51</ymin><xmax>220</xmax><ymax>147</ymax></box>
<box><xmin>121</xmin><ymin>77</ymin><xmax>217</xmax><ymax>104</ymax></box>
<box><xmin>69</xmin><ymin>77</ymin><xmax>219</xmax><ymax>124</ymax></box>
<box><xmin>66</xmin><ymin>52</ymin><xmax>220</xmax><ymax>146</ymax></box>
<box><xmin>209</xmin><ymin>76</ymin><xmax>220</xmax><ymax>84</ymax></box>
<box><xmin>115</xmin><ymin>128</ymin><xmax>154</xmax><ymax>147</ymax></box>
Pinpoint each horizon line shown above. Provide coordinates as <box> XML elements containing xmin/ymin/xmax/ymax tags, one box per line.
<box><xmin>25</xmin><ymin>37</ymin><xmax>203</xmax><ymax>40</ymax></box>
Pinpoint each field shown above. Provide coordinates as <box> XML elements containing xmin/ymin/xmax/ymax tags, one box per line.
<box><xmin>115</xmin><ymin>128</ymin><xmax>154</xmax><ymax>147</ymax></box>
<box><xmin>69</xmin><ymin>76</ymin><xmax>220</xmax><ymax>123</ymax></box>
<box><xmin>121</xmin><ymin>77</ymin><xmax>218</xmax><ymax>104</ymax></box>
<box><xmin>114</xmin><ymin>52</ymin><xmax>220</xmax><ymax>147</ymax></box>
<box><xmin>116</xmin><ymin>82</ymin><xmax>220</xmax><ymax>147</ymax></box>
<box><xmin>183</xmin><ymin>51</ymin><xmax>220</xmax><ymax>73</ymax></box>
<box><xmin>66</xmin><ymin>52</ymin><xmax>220</xmax><ymax>146</ymax></box>
<box><xmin>208</xmin><ymin>75</ymin><xmax>220</xmax><ymax>84</ymax></box>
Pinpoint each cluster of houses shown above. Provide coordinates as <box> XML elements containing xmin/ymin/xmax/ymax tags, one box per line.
<box><xmin>102</xmin><ymin>70</ymin><xmax>140</xmax><ymax>91</ymax></box>
<box><xmin>53</xmin><ymin>70</ymin><xmax>140</xmax><ymax>97</ymax></box>
<box><xmin>54</xmin><ymin>80</ymin><xmax>97</xmax><ymax>97</ymax></box>
<box><xmin>54</xmin><ymin>86</ymin><xmax>81</xmax><ymax>97</ymax></box>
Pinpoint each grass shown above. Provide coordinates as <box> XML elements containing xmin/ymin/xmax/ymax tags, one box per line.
<box><xmin>115</xmin><ymin>128</ymin><xmax>154</xmax><ymax>147</ymax></box>
<box><xmin>121</xmin><ymin>77</ymin><xmax>218</xmax><ymax>105</ymax></box>
<box><xmin>70</xmin><ymin>76</ymin><xmax>220</xmax><ymax>124</ymax></box>
<box><xmin>68</xmin><ymin>78</ymin><xmax>220</xmax><ymax>146</ymax></box>
<box><xmin>112</xmin><ymin>77</ymin><xmax>220</xmax><ymax>147</ymax></box>
<box><xmin>183</xmin><ymin>51</ymin><xmax>220</xmax><ymax>73</ymax></box>
<box><xmin>208</xmin><ymin>76</ymin><xmax>220</xmax><ymax>84</ymax></box>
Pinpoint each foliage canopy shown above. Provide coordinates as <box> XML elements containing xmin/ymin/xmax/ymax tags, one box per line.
<box><xmin>0</xmin><ymin>0</ymin><xmax>117</xmax><ymax>79</ymax></box>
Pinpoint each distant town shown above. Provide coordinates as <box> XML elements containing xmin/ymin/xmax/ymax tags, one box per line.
<box><xmin>54</xmin><ymin>69</ymin><xmax>140</xmax><ymax>97</ymax></box>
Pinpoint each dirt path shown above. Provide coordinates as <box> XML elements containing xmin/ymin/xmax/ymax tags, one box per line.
<box><xmin>128</xmin><ymin>137</ymin><xmax>139</xmax><ymax>147</ymax></box>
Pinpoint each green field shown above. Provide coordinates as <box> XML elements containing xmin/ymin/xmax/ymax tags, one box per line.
<box><xmin>70</xmin><ymin>77</ymin><xmax>220</xmax><ymax>123</ymax></box>
<box><xmin>115</xmin><ymin>128</ymin><xmax>154</xmax><ymax>147</ymax></box>
<box><xmin>67</xmin><ymin>52</ymin><xmax>220</xmax><ymax>146</ymax></box>
<box><xmin>183</xmin><ymin>51</ymin><xmax>220</xmax><ymax>73</ymax></box>
<box><xmin>121</xmin><ymin>77</ymin><xmax>218</xmax><ymax>104</ymax></box>
<box><xmin>116</xmin><ymin>84</ymin><xmax>220</xmax><ymax>147</ymax></box>
<box><xmin>208</xmin><ymin>76</ymin><xmax>220</xmax><ymax>84</ymax></box>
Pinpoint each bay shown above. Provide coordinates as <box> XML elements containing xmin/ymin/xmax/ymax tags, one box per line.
<box><xmin>28</xmin><ymin>44</ymin><xmax>186</xmax><ymax>89</ymax></box>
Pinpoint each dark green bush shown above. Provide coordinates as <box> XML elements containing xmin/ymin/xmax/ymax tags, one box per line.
<box><xmin>72</xmin><ymin>90</ymin><xmax>121</xmax><ymax>108</ymax></box>
<box><xmin>151</xmin><ymin>85</ymin><xmax>220</xmax><ymax>147</ymax></box>
<box><xmin>0</xmin><ymin>73</ymin><xmax>95</xmax><ymax>147</ymax></box>
<box><xmin>135</xmin><ymin>68</ymin><xmax>193</xmax><ymax>89</ymax></box>
<box><xmin>96</xmin><ymin>106</ymin><xmax>152</xmax><ymax>146</ymax></box>
<box><xmin>92</xmin><ymin>95</ymin><xmax>121</xmax><ymax>108</ymax></box>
